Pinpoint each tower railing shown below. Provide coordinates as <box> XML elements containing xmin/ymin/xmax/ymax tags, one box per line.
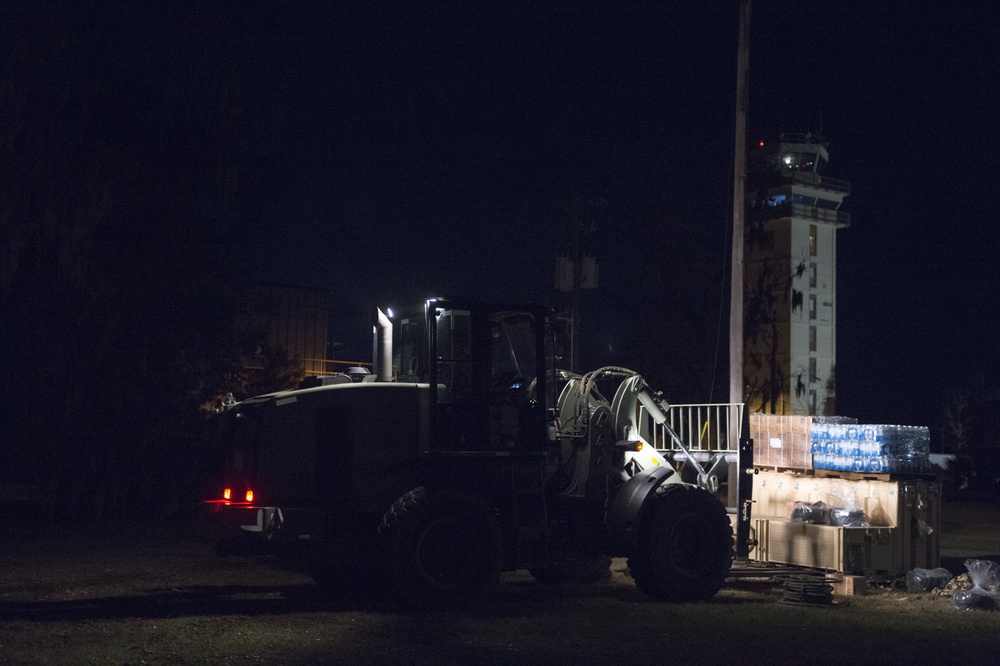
<box><xmin>768</xmin><ymin>170</ymin><xmax>851</xmax><ymax>194</ymax></box>
<box><xmin>765</xmin><ymin>202</ymin><xmax>851</xmax><ymax>227</ymax></box>
<box><xmin>789</xmin><ymin>203</ymin><xmax>851</xmax><ymax>226</ymax></box>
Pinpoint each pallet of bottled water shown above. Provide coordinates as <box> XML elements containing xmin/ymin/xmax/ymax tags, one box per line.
<box><xmin>811</xmin><ymin>423</ymin><xmax>931</xmax><ymax>474</ymax></box>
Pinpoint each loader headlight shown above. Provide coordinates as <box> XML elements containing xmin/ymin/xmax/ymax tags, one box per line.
<box><xmin>614</xmin><ymin>439</ymin><xmax>644</xmax><ymax>452</ymax></box>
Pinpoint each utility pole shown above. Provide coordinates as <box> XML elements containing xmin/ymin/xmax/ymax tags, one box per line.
<box><xmin>730</xmin><ymin>0</ymin><xmax>752</xmax><ymax>407</ymax></box>
<box><xmin>555</xmin><ymin>193</ymin><xmax>598</xmax><ymax>374</ymax></box>
<box><xmin>570</xmin><ymin>197</ymin><xmax>583</xmax><ymax>373</ymax></box>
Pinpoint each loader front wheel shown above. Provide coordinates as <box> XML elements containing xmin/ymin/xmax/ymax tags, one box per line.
<box><xmin>629</xmin><ymin>484</ymin><xmax>732</xmax><ymax>602</ymax></box>
<box><xmin>379</xmin><ymin>487</ymin><xmax>502</xmax><ymax>609</ymax></box>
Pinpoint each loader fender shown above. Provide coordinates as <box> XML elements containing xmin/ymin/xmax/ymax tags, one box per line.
<box><xmin>605</xmin><ymin>465</ymin><xmax>679</xmax><ymax>556</ymax></box>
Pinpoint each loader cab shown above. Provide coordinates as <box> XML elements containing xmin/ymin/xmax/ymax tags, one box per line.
<box><xmin>394</xmin><ymin>299</ymin><xmax>555</xmax><ymax>453</ymax></box>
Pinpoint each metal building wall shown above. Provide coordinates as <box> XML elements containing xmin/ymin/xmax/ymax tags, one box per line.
<box><xmin>249</xmin><ymin>282</ymin><xmax>330</xmax><ymax>376</ymax></box>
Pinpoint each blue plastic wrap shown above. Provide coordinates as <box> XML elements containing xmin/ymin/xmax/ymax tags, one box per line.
<box><xmin>811</xmin><ymin>422</ymin><xmax>931</xmax><ymax>474</ymax></box>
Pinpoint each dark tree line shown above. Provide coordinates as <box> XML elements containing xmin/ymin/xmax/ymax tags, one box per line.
<box><xmin>0</xmin><ymin>4</ymin><xmax>301</xmax><ymax>520</ymax></box>
<box><xmin>569</xmin><ymin>194</ymin><xmax>728</xmax><ymax>404</ymax></box>
<box><xmin>937</xmin><ymin>377</ymin><xmax>1000</xmax><ymax>498</ymax></box>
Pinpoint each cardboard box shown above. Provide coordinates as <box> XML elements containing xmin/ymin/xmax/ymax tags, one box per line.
<box><xmin>832</xmin><ymin>575</ymin><xmax>867</xmax><ymax>596</ymax></box>
<box><xmin>750</xmin><ymin>415</ymin><xmax>813</xmax><ymax>470</ymax></box>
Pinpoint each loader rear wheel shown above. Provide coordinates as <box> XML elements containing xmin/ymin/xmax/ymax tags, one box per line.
<box><xmin>378</xmin><ymin>487</ymin><xmax>502</xmax><ymax>609</ymax></box>
<box><xmin>628</xmin><ymin>484</ymin><xmax>732</xmax><ymax>602</ymax></box>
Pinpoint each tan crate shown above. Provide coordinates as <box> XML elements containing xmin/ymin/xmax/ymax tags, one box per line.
<box><xmin>753</xmin><ymin>470</ymin><xmax>841</xmax><ymax>519</ymax></box>
<box><xmin>857</xmin><ymin>478</ymin><xmax>900</xmax><ymax>527</ymax></box>
<box><xmin>897</xmin><ymin>480</ymin><xmax>941</xmax><ymax>570</ymax></box>
<box><xmin>754</xmin><ymin>470</ymin><xmax>902</xmax><ymax>526</ymax></box>
<box><xmin>832</xmin><ymin>575</ymin><xmax>867</xmax><ymax>596</ymax></box>
<box><xmin>751</xmin><ymin>519</ymin><xmax>900</xmax><ymax>574</ymax></box>
<box><xmin>751</xmin><ymin>468</ymin><xmax>941</xmax><ymax>573</ymax></box>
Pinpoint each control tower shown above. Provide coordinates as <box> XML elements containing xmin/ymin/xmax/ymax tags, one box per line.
<box><xmin>745</xmin><ymin>132</ymin><xmax>850</xmax><ymax>416</ymax></box>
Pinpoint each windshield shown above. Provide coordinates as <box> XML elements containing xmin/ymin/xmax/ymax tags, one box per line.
<box><xmin>490</xmin><ymin>312</ymin><xmax>536</xmax><ymax>386</ymax></box>
<box><xmin>395</xmin><ymin>309</ymin><xmax>427</xmax><ymax>383</ymax></box>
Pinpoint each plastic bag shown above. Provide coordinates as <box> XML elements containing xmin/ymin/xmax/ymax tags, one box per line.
<box><xmin>789</xmin><ymin>500</ymin><xmax>868</xmax><ymax>526</ymax></box>
<box><xmin>828</xmin><ymin>507</ymin><xmax>868</xmax><ymax>527</ymax></box>
<box><xmin>790</xmin><ymin>500</ymin><xmax>828</xmax><ymax>524</ymax></box>
<box><xmin>952</xmin><ymin>559</ymin><xmax>1000</xmax><ymax>611</ymax></box>
<box><xmin>905</xmin><ymin>567</ymin><xmax>952</xmax><ymax>593</ymax></box>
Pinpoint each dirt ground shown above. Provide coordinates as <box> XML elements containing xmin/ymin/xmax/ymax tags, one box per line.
<box><xmin>1</xmin><ymin>497</ymin><xmax>998</xmax><ymax>665</ymax></box>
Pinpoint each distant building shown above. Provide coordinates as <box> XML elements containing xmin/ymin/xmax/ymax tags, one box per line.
<box><xmin>239</xmin><ymin>281</ymin><xmax>332</xmax><ymax>377</ymax></box>
<box><xmin>745</xmin><ymin>132</ymin><xmax>850</xmax><ymax>416</ymax></box>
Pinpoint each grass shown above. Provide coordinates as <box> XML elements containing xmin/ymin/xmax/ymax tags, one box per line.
<box><xmin>1</xmin><ymin>499</ymin><xmax>998</xmax><ymax>665</ymax></box>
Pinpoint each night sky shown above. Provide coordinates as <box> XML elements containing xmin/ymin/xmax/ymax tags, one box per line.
<box><xmin>4</xmin><ymin>1</ymin><xmax>998</xmax><ymax>430</ymax></box>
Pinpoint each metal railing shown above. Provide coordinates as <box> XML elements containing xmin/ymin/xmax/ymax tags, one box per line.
<box><xmin>789</xmin><ymin>203</ymin><xmax>851</xmax><ymax>226</ymax></box>
<box><xmin>656</xmin><ymin>403</ymin><xmax>754</xmax><ymax>552</ymax></box>
<box><xmin>765</xmin><ymin>202</ymin><xmax>851</xmax><ymax>227</ymax></box>
<box><xmin>661</xmin><ymin>403</ymin><xmax>746</xmax><ymax>456</ymax></box>
<box><xmin>768</xmin><ymin>170</ymin><xmax>851</xmax><ymax>194</ymax></box>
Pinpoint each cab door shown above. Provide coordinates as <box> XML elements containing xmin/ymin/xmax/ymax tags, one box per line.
<box><xmin>428</xmin><ymin>302</ymin><xmax>549</xmax><ymax>453</ymax></box>
<box><xmin>428</xmin><ymin>304</ymin><xmax>489</xmax><ymax>451</ymax></box>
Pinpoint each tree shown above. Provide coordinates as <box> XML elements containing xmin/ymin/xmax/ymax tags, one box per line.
<box><xmin>214</xmin><ymin>344</ymin><xmax>306</xmax><ymax>407</ymax></box>
<box><xmin>584</xmin><ymin>195</ymin><xmax>724</xmax><ymax>402</ymax></box>
<box><xmin>0</xmin><ymin>3</ymin><xmax>294</xmax><ymax>519</ymax></box>
<box><xmin>938</xmin><ymin>376</ymin><xmax>1000</xmax><ymax>496</ymax></box>
<box><xmin>742</xmin><ymin>246</ymin><xmax>807</xmax><ymax>414</ymax></box>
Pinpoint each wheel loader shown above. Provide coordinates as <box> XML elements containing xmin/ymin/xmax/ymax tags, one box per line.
<box><xmin>201</xmin><ymin>298</ymin><xmax>735</xmax><ymax>608</ymax></box>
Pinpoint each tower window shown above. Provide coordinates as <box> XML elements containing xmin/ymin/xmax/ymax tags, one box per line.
<box><xmin>809</xmin><ymin>326</ymin><xmax>817</xmax><ymax>352</ymax></box>
<box><xmin>809</xmin><ymin>225</ymin><xmax>818</xmax><ymax>256</ymax></box>
<box><xmin>809</xmin><ymin>357</ymin><xmax>818</xmax><ymax>383</ymax></box>
<box><xmin>809</xmin><ymin>263</ymin><xmax>817</xmax><ymax>289</ymax></box>
<box><xmin>809</xmin><ymin>294</ymin><xmax>817</xmax><ymax>320</ymax></box>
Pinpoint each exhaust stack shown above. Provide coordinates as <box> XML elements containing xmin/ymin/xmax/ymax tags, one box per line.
<box><xmin>373</xmin><ymin>307</ymin><xmax>393</xmax><ymax>382</ymax></box>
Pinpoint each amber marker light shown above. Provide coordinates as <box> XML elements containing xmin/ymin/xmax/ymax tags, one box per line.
<box><xmin>245</xmin><ymin>489</ymin><xmax>254</xmax><ymax>502</ymax></box>
<box><xmin>223</xmin><ymin>488</ymin><xmax>231</xmax><ymax>501</ymax></box>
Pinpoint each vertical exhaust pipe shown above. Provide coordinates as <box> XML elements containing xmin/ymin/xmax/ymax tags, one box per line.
<box><xmin>373</xmin><ymin>307</ymin><xmax>393</xmax><ymax>382</ymax></box>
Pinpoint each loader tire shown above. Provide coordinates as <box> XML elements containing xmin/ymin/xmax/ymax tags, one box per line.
<box><xmin>378</xmin><ymin>487</ymin><xmax>502</xmax><ymax>609</ymax></box>
<box><xmin>628</xmin><ymin>484</ymin><xmax>733</xmax><ymax>602</ymax></box>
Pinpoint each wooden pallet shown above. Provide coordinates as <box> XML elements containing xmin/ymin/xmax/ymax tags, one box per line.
<box><xmin>753</xmin><ymin>465</ymin><xmax>812</xmax><ymax>476</ymax></box>
<box><xmin>812</xmin><ymin>468</ymin><xmax>937</xmax><ymax>482</ymax></box>
<box><xmin>813</xmin><ymin>469</ymin><xmax>891</xmax><ymax>481</ymax></box>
